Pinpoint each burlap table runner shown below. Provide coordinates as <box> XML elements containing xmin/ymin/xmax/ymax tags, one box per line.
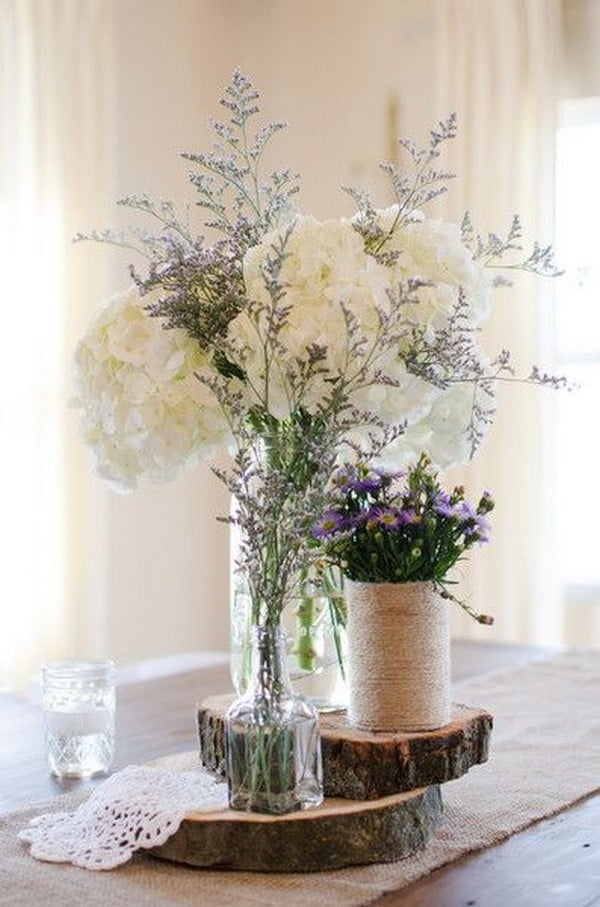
<box><xmin>2</xmin><ymin>650</ymin><xmax>599</xmax><ymax>906</ymax></box>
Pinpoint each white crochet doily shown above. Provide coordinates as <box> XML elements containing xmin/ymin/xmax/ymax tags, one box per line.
<box><xmin>19</xmin><ymin>762</ymin><xmax>228</xmax><ymax>870</ymax></box>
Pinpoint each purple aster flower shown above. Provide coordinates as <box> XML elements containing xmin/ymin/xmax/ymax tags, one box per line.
<box><xmin>434</xmin><ymin>492</ymin><xmax>460</xmax><ymax>520</ymax></box>
<box><xmin>351</xmin><ymin>471</ymin><xmax>386</xmax><ymax>494</ymax></box>
<box><xmin>373</xmin><ymin>507</ymin><xmax>405</xmax><ymax>530</ymax></box>
<box><xmin>365</xmin><ymin>510</ymin><xmax>380</xmax><ymax>531</ymax></box>
<box><xmin>436</xmin><ymin>504</ymin><xmax>457</xmax><ymax>519</ymax></box>
<box><xmin>463</xmin><ymin>514</ymin><xmax>491</xmax><ymax>543</ymax></box>
<box><xmin>474</xmin><ymin>514</ymin><xmax>491</xmax><ymax>542</ymax></box>
<box><xmin>347</xmin><ymin>511</ymin><xmax>369</xmax><ymax>528</ymax></box>
<box><xmin>456</xmin><ymin>500</ymin><xmax>476</xmax><ymax>520</ymax></box>
<box><xmin>400</xmin><ymin>508</ymin><xmax>418</xmax><ymax>525</ymax></box>
<box><xmin>332</xmin><ymin>465</ymin><xmax>359</xmax><ymax>492</ymax></box>
<box><xmin>311</xmin><ymin>511</ymin><xmax>346</xmax><ymax>539</ymax></box>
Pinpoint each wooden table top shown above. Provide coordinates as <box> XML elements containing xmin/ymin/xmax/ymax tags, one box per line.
<box><xmin>2</xmin><ymin>640</ymin><xmax>598</xmax><ymax>906</ymax></box>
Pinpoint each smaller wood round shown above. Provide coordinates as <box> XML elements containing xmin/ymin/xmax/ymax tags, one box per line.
<box><xmin>197</xmin><ymin>697</ymin><xmax>492</xmax><ymax>800</ymax></box>
<box><xmin>150</xmin><ymin>785</ymin><xmax>443</xmax><ymax>872</ymax></box>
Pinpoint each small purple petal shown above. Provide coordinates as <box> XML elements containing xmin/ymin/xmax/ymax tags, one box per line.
<box><xmin>332</xmin><ymin>465</ymin><xmax>359</xmax><ymax>491</ymax></box>
<box><xmin>398</xmin><ymin>508</ymin><xmax>418</xmax><ymax>525</ymax></box>
<box><xmin>311</xmin><ymin>511</ymin><xmax>346</xmax><ymax>539</ymax></box>
<box><xmin>351</xmin><ymin>472</ymin><xmax>385</xmax><ymax>493</ymax></box>
<box><xmin>457</xmin><ymin>501</ymin><xmax>476</xmax><ymax>520</ymax></box>
<box><xmin>373</xmin><ymin>507</ymin><xmax>404</xmax><ymax>530</ymax></box>
<box><xmin>463</xmin><ymin>515</ymin><xmax>491</xmax><ymax>543</ymax></box>
<box><xmin>434</xmin><ymin>501</ymin><xmax>459</xmax><ymax>520</ymax></box>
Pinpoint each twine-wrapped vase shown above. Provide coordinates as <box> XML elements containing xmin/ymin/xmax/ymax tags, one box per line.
<box><xmin>346</xmin><ymin>580</ymin><xmax>451</xmax><ymax>732</ymax></box>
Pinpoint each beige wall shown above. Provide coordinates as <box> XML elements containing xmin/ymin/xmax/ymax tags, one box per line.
<box><xmin>73</xmin><ymin>0</ymin><xmax>600</xmax><ymax>667</ymax></box>
<box><xmin>80</xmin><ymin>0</ymin><xmax>444</xmax><ymax>668</ymax></box>
<box><xmin>562</xmin><ymin>0</ymin><xmax>600</xmax><ymax>97</ymax></box>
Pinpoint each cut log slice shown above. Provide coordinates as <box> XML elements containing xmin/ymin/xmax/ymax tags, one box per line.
<box><xmin>197</xmin><ymin>696</ymin><xmax>492</xmax><ymax>800</ymax></box>
<box><xmin>150</xmin><ymin>785</ymin><xmax>443</xmax><ymax>872</ymax></box>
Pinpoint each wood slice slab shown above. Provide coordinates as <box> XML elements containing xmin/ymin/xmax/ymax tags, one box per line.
<box><xmin>197</xmin><ymin>696</ymin><xmax>492</xmax><ymax>800</ymax></box>
<box><xmin>150</xmin><ymin>785</ymin><xmax>443</xmax><ymax>872</ymax></box>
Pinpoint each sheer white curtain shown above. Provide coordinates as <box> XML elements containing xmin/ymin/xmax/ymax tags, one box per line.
<box><xmin>0</xmin><ymin>0</ymin><xmax>569</xmax><ymax>688</ymax></box>
<box><xmin>0</xmin><ymin>0</ymin><xmax>113</xmax><ymax>688</ymax></box>
<box><xmin>435</xmin><ymin>0</ymin><xmax>564</xmax><ymax>644</ymax></box>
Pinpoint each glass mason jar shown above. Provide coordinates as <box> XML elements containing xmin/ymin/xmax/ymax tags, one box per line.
<box><xmin>231</xmin><ymin>573</ymin><xmax>348</xmax><ymax>712</ymax></box>
<box><xmin>225</xmin><ymin>625</ymin><xmax>324</xmax><ymax>815</ymax></box>
<box><xmin>41</xmin><ymin>659</ymin><xmax>116</xmax><ymax>778</ymax></box>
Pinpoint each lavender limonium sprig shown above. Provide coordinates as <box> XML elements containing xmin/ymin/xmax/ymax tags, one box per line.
<box><xmin>72</xmin><ymin>69</ymin><xmax>566</xmax><ymax>635</ymax></box>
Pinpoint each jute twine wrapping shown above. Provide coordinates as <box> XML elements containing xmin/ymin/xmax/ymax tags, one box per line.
<box><xmin>346</xmin><ymin>580</ymin><xmax>451</xmax><ymax>732</ymax></box>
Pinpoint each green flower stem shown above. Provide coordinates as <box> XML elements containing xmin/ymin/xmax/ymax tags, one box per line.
<box><xmin>319</xmin><ymin>566</ymin><xmax>347</xmax><ymax>679</ymax></box>
<box><xmin>295</xmin><ymin>594</ymin><xmax>317</xmax><ymax>672</ymax></box>
<box><xmin>327</xmin><ymin>596</ymin><xmax>346</xmax><ymax>681</ymax></box>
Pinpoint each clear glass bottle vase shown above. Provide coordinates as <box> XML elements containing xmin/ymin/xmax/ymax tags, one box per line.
<box><xmin>225</xmin><ymin>624</ymin><xmax>324</xmax><ymax>815</ymax></box>
<box><xmin>230</xmin><ymin>573</ymin><xmax>347</xmax><ymax>712</ymax></box>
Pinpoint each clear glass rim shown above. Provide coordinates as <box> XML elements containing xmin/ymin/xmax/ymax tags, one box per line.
<box><xmin>42</xmin><ymin>658</ymin><xmax>116</xmax><ymax>683</ymax></box>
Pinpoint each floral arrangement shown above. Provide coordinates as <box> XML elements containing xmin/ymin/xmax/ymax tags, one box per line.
<box><xmin>72</xmin><ymin>70</ymin><xmax>562</xmax><ymax>634</ymax></box>
<box><xmin>312</xmin><ymin>454</ymin><xmax>495</xmax><ymax>623</ymax></box>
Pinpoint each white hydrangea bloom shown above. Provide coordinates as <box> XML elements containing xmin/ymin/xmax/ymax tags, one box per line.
<box><xmin>350</xmin><ymin>207</ymin><xmax>494</xmax><ymax>469</ymax></box>
<box><xmin>231</xmin><ymin>216</ymin><xmax>375</xmax><ymax>417</ymax></box>
<box><xmin>74</xmin><ymin>211</ymin><xmax>495</xmax><ymax>489</ymax></box>
<box><xmin>72</xmin><ymin>286</ymin><xmax>230</xmax><ymax>491</ymax></box>
<box><xmin>229</xmin><ymin>215</ymin><xmax>443</xmax><ymax>432</ymax></box>
<box><xmin>376</xmin><ymin>375</ymin><xmax>496</xmax><ymax>469</ymax></box>
<box><xmin>375</xmin><ymin>206</ymin><xmax>493</xmax><ymax>329</ymax></box>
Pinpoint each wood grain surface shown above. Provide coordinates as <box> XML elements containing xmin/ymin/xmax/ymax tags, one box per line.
<box><xmin>151</xmin><ymin>786</ymin><xmax>443</xmax><ymax>872</ymax></box>
<box><xmin>198</xmin><ymin>695</ymin><xmax>492</xmax><ymax>798</ymax></box>
<box><xmin>3</xmin><ymin>641</ymin><xmax>598</xmax><ymax>906</ymax></box>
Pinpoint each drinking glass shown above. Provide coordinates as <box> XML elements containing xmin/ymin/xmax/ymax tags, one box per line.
<box><xmin>41</xmin><ymin>658</ymin><xmax>116</xmax><ymax>778</ymax></box>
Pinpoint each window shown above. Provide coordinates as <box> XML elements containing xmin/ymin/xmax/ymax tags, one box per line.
<box><xmin>555</xmin><ymin>98</ymin><xmax>600</xmax><ymax>609</ymax></box>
